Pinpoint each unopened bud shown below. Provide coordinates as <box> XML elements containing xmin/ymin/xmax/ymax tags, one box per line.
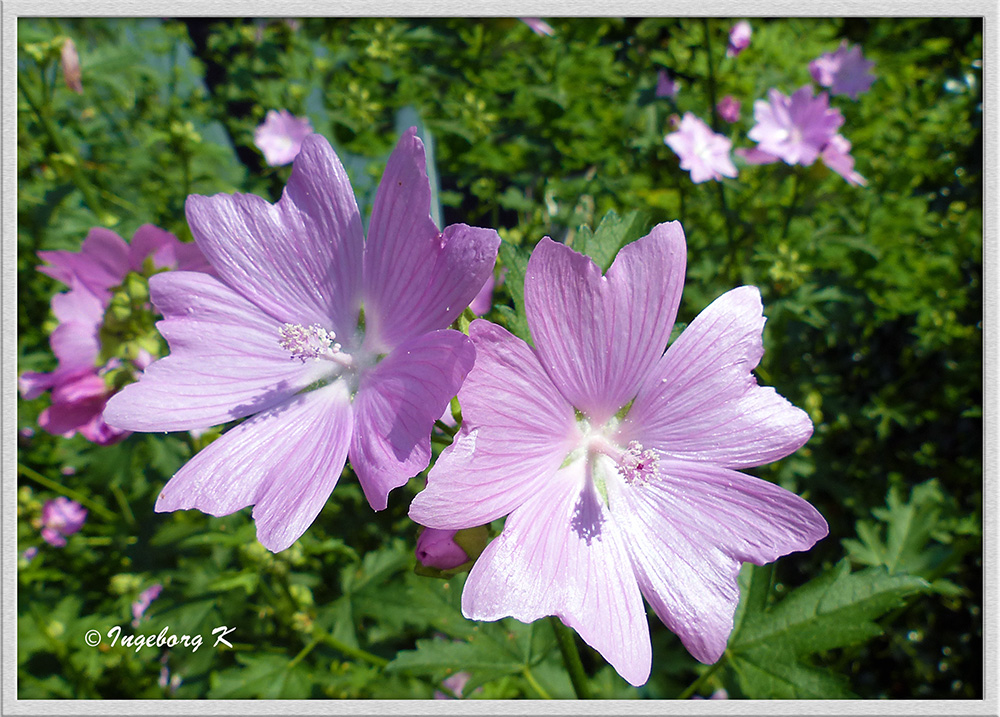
<box><xmin>61</xmin><ymin>38</ymin><xmax>83</xmax><ymax>94</ymax></box>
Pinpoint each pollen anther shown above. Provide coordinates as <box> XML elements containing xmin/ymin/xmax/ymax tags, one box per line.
<box><xmin>618</xmin><ymin>440</ymin><xmax>660</xmax><ymax>486</ymax></box>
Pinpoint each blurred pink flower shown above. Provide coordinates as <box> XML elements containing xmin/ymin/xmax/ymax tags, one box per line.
<box><xmin>664</xmin><ymin>113</ymin><xmax>738</xmax><ymax>183</ymax></box>
<box><xmin>737</xmin><ymin>87</ymin><xmax>866</xmax><ymax>185</ymax></box>
<box><xmin>253</xmin><ymin>110</ymin><xmax>314</xmax><ymax>166</ymax></box>
<box><xmin>655</xmin><ymin>70</ymin><xmax>679</xmax><ymax>99</ymax></box>
<box><xmin>61</xmin><ymin>38</ymin><xmax>82</xmax><ymax>94</ymax></box>
<box><xmin>40</xmin><ymin>497</ymin><xmax>87</xmax><ymax>547</ymax></box>
<box><xmin>810</xmin><ymin>41</ymin><xmax>875</xmax><ymax>99</ymax></box>
<box><xmin>727</xmin><ymin>21</ymin><xmax>752</xmax><ymax>57</ymax></box>
<box><xmin>520</xmin><ymin>18</ymin><xmax>555</xmax><ymax>36</ymax></box>
<box><xmin>416</xmin><ymin>528</ymin><xmax>469</xmax><ymax>570</ymax></box>
<box><xmin>132</xmin><ymin>583</ymin><xmax>163</xmax><ymax>627</ymax></box>
<box><xmin>717</xmin><ymin>95</ymin><xmax>741</xmax><ymax>123</ymax></box>
<box><xmin>410</xmin><ymin>224</ymin><xmax>827</xmax><ymax>686</ymax></box>
<box><xmin>20</xmin><ymin>225</ymin><xmax>213</xmax><ymax>445</ymax></box>
<box><xmin>746</xmin><ymin>86</ymin><xmax>843</xmax><ymax>166</ymax></box>
<box><xmin>434</xmin><ymin>671</ymin><xmax>471</xmax><ymax>699</ymax></box>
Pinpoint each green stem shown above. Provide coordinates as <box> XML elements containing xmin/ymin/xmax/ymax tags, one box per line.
<box><xmin>287</xmin><ymin>636</ymin><xmax>320</xmax><ymax>670</ymax></box>
<box><xmin>316</xmin><ymin>630</ymin><xmax>389</xmax><ymax>669</ymax></box>
<box><xmin>18</xmin><ymin>73</ymin><xmax>106</xmax><ymax>219</ymax></box>
<box><xmin>17</xmin><ymin>463</ymin><xmax>117</xmax><ymax>521</ymax></box>
<box><xmin>550</xmin><ymin>616</ymin><xmax>591</xmax><ymax>699</ymax></box>
<box><xmin>677</xmin><ymin>656</ymin><xmax>726</xmax><ymax>700</ymax></box>
<box><xmin>522</xmin><ymin>665</ymin><xmax>552</xmax><ymax>699</ymax></box>
<box><xmin>781</xmin><ymin>172</ymin><xmax>801</xmax><ymax>241</ymax></box>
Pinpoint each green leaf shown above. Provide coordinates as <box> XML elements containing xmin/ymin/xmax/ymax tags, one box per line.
<box><xmin>842</xmin><ymin>479</ymin><xmax>970</xmax><ymax>588</ymax></box>
<box><xmin>208</xmin><ymin>653</ymin><xmax>312</xmax><ymax>698</ymax></box>
<box><xmin>723</xmin><ymin>559</ymin><xmax>927</xmax><ymax>698</ymax></box>
<box><xmin>574</xmin><ymin>209</ymin><xmax>647</xmax><ymax>271</ymax></box>
<box><xmin>496</xmin><ymin>240</ymin><xmax>531</xmax><ymax>341</ymax></box>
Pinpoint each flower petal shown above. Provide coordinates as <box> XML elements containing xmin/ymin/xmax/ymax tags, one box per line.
<box><xmin>362</xmin><ymin>127</ymin><xmax>499</xmax><ymax>351</ymax></box>
<box><xmin>524</xmin><ymin>224</ymin><xmax>686</xmax><ymax>423</ymax></box>
<box><xmin>48</xmin><ymin>289</ymin><xmax>102</xmax><ymax>367</ymax></box>
<box><xmin>185</xmin><ymin>134</ymin><xmax>364</xmax><ymax>336</ymax></box>
<box><xmin>349</xmin><ymin>329</ymin><xmax>477</xmax><ymax>511</ymax></box>
<box><xmin>611</xmin><ymin>457</ymin><xmax>828</xmax><ymax>663</ymax></box>
<box><xmin>38</xmin><ymin>228</ymin><xmax>129</xmax><ymax>298</ymax></box>
<box><xmin>155</xmin><ymin>382</ymin><xmax>353</xmax><ymax>553</ymax></box>
<box><xmin>462</xmin><ymin>462</ymin><xmax>652</xmax><ymax>686</ymax></box>
<box><xmin>103</xmin><ymin>271</ymin><xmax>331</xmax><ymax>432</ymax></box>
<box><xmin>408</xmin><ymin>320</ymin><xmax>578</xmax><ymax>530</ymax></box>
<box><xmin>620</xmin><ymin>286</ymin><xmax>813</xmax><ymax>468</ymax></box>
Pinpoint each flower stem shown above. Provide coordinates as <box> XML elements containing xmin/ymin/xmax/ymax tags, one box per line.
<box><xmin>700</xmin><ymin>18</ymin><xmax>739</xmax><ymax>283</ymax></box>
<box><xmin>550</xmin><ymin>616</ymin><xmax>591</xmax><ymax>699</ymax></box>
<box><xmin>316</xmin><ymin>630</ymin><xmax>389</xmax><ymax>669</ymax></box>
<box><xmin>17</xmin><ymin>72</ymin><xmax>107</xmax><ymax>219</ymax></box>
<box><xmin>522</xmin><ymin>665</ymin><xmax>553</xmax><ymax>699</ymax></box>
<box><xmin>781</xmin><ymin>172</ymin><xmax>801</xmax><ymax>241</ymax></box>
<box><xmin>677</xmin><ymin>656</ymin><xmax>726</xmax><ymax>700</ymax></box>
<box><xmin>17</xmin><ymin>462</ymin><xmax>117</xmax><ymax>521</ymax></box>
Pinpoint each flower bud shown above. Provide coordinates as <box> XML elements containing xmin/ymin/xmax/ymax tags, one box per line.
<box><xmin>415</xmin><ymin>528</ymin><xmax>469</xmax><ymax>570</ymax></box>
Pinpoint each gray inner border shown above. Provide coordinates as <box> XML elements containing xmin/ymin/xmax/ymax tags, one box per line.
<box><xmin>4</xmin><ymin>2</ymin><xmax>997</xmax><ymax>715</ymax></box>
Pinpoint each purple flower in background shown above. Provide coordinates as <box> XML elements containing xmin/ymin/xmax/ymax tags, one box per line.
<box><xmin>132</xmin><ymin>583</ymin><xmax>163</xmax><ymax>627</ymax></box>
<box><xmin>737</xmin><ymin>87</ymin><xmax>866</xmax><ymax>185</ymax></box>
<box><xmin>717</xmin><ymin>95</ymin><xmax>741</xmax><ymax>123</ymax></box>
<box><xmin>105</xmin><ymin>128</ymin><xmax>500</xmax><ymax>553</ymax></box>
<box><xmin>40</xmin><ymin>497</ymin><xmax>88</xmax><ymax>547</ymax></box>
<box><xmin>20</xmin><ymin>225</ymin><xmax>212</xmax><ymax>445</ymax></box>
<box><xmin>21</xmin><ymin>547</ymin><xmax>39</xmax><ymax>562</ymax></box>
<box><xmin>664</xmin><ymin>113</ymin><xmax>738</xmax><ymax>184</ymax></box>
<box><xmin>253</xmin><ymin>110</ymin><xmax>314</xmax><ymax>166</ymax></box>
<box><xmin>410</xmin><ymin>224</ymin><xmax>827</xmax><ymax>685</ymax></box>
<box><xmin>520</xmin><ymin>18</ymin><xmax>555</xmax><ymax>36</ymax></box>
<box><xmin>727</xmin><ymin>20</ymin><xmax>752</xmax><ymax>57</ymax></box>
<box><xmin>810</xmin><ymin>41</ymin><xmax>875</xmax><ymax>99</ymax></box>
<box><xmin>416</xmin><ymin>528</ymin><xmax>469</xmax><ymax>570</ymax></box>
<box><xmin>655</xmin><ymin>70</ymin><xmax>679</xmax><ymax>99</ymax></box>
<box><xmin>746</xmin><ymin>86</ymin><xmax>843</xmax><ymax>166</ymax></box>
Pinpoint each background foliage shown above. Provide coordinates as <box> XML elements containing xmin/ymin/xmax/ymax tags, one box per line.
<box><xmin>16</xmin><ymin>17</ymin><xmax>982</xmax><ymax>700</ymax></box>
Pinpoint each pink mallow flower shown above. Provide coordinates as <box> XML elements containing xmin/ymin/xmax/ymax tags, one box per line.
<box><xmin>738</xmin><ymin>87</ymin><xmax>866</xmax><ymax>186</ymax></box>
<box><xmin>254</xmin><ymin>110</ymin><xmax>314</xmax><ymax>166</ymax></box>
<box><xmin>40</xmin><ymin>497</ymin><xmax>87</xmax><ymax>547</ymax></box>
<box><xmin>745</xmin><ymin>86</ymin><xmax>844</xmax><ymax>166</ymax></box>
<box><xmin>727</xmin><ymin>20</ymin><xmax>752</xmax><ymax>57</ymax></box>
<box><xmin>809</xmin><ymin>41</ymin><xmax>875</xmax><ymax>100</ymax></box>
<box><xmin>717</xmin><ymin>95</ymin><xmax>741</xmax><ymax>123</ymax></box>
<box><xmin>655</xmin><ymin>70</ymin><xmax>679</xmax><ymax>99</ymax></box>
<box><xmin>19</xmin><ymin>225</ymin><xmax>212</xmax><ymax>445</ymax></box>
<box><xmin>132</xmin><ymin>583</ymin><xmax>163</xmax><ymax>627</ymax></box>
<box><xmin>409</xmin><ymin>223</ymin><xmax>828</xmax><ymax>686</ymax></box>
<box><xmin>664</xmin><ymin>113</ymin><xmax>738</xmax><ymax>184</ymax></box>
<box><xmin>416</xmin><ymin>528</ymin><xmax>469</xmax><ymax>570</ymax></box>
<box><xmin>104</xmin><ymin>128</ymin><xmax>500</xmax><ymax>553</ymax></box>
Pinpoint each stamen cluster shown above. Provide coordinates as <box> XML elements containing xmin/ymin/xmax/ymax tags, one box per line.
<box><xmin>278</xmin><ymin>323</ymin><xmax>341</xmax><ymax>362</ymax></box>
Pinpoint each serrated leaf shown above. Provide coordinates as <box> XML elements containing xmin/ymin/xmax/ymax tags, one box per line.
<box><xmin>208</xmin><ymin>653</ymin><xmax>311</xmax><ymax>698</ymax></box>
<box><xmin>728</xmin><ymin>647</ymin><xmax>853</xmax><ymax>698</ymax></box>
<box><xmin>735</xmin><ymin>559</ymin><xmax>927</xmax><ymax>656</ymax></box>
<box><xmin>386</xmin><ymin>633</ymin><xmax>524</xmax><ymax>685</ymax></box>
<box><xmin>575</xmin><ymin>209</ymin><xmax>647</xmax><ymax>271</ymax></box>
